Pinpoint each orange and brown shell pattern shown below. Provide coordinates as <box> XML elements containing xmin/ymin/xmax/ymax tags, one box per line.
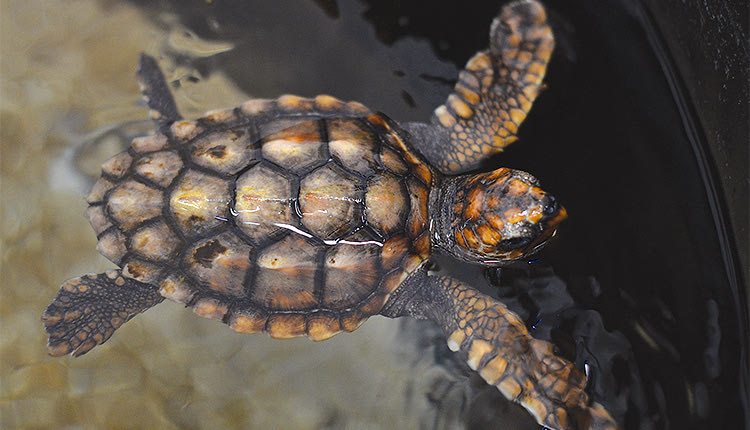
<box><xmin>85</xmin><ymin>95</ymin><xmax>433</xmax><ymax>341</ymax></box>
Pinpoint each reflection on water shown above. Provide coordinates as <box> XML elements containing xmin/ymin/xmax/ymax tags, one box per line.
<box><xmin>2</xmin><ymin>0</ymin><xmax>746</xmax><ymax>429</ymax></box>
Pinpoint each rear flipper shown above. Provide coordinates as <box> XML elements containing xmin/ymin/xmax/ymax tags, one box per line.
<box><xmin>42</xmin><ymin>270</ymin><xmax>164</xmax><ymax>357</ymax></box>
<box><xmin>382</xmin><ymin>271</ymin><xmax>619</xmax><ymax>430</ymax></box>
<box><xmin>137</xmin><ymin>54</ymin><xmax>182</xmax><ymax>133</ymax></box>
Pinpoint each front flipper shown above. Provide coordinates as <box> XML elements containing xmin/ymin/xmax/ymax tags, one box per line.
<box><xmin>382</xmin><ymin>271</ymin><xmax>619</xmax><ymax>430</ymax></box>
<box><xmin>42</xmin><ymin>270</ymin><xmax>164</xmax><ymax>357</ymax></box>
<box><xmin>408</xmin><ymin>0</ymin><xmax>554</xmax><ymax>174</ymax></box>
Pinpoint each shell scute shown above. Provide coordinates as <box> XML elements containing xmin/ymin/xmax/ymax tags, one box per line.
<box><xmin>184</xmin><ymin>231</ymin><xmax>253</xmax><ymax>298</ymax></box>
<box><xmin>252</xmin><ymin>234</ymin><xmax>320</xmax><ymax>311</ymax></box>
<box><xmin>189</xmin><ymin>128</ymin><xmax>260</xmax><ymax>175</ymax></box>
<box><xmin>327</xmin><ymin>118</ymin><xmax>379</xmax><ymax>175</ymax></box>
<box><xmin>365</xmin><ymin>172</ymin><xmax>408</xmax><ymax>235</ymax></box>
<box><xmin>299</xmin><ymin>162</ymin><xmax>359</xmax><ymax>240</ymax></box>
<box><xmin>130</xmin><ymin>221</ymin><xmax>181</xmax><ymax>262</ymax></box>
<box><xmin>234</xmin><ymin>163</ymin><xmax>294</xmax><ymax>241</ymax></box>
<box><xmin>169</xmin><ymin>170</ymin><xmax>232</xmax><ymax>237</ymax></box>
<box><xmin>101</xmin><ymin>152</ymin><xmax>133</xmax><ymax>179</ymax></box>
<box><xmin>107</xmin><ymin>180</ymin><xmax>162</xmax><ymax>231</ymax></box>
<box><xmin>322</xmin><ymin>231</ymin><xmax>382</xmax><ymax>309</ymax></box>
<box><xmin>267</xmin><ymin>313</ymin><xmax>307</xmax><ymax>339</ymax></box>
<box><xmin>133</xmin><ymin>150</ymin><xmax>183</xmax><ymax>187</ymax></box>
<box><xmin>260</xmin><ymin>119</ymin><xmax>327</xmax><ymax>174</ymax></box>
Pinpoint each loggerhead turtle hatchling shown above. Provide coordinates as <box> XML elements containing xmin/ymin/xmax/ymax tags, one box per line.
<box><xmin>42</xmin><ymin>1</ymin><xmax>619</xmax><ymax>429</ymax></box>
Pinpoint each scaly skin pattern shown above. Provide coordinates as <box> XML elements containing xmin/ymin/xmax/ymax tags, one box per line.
<box><xmin>428</xmin><ymin>0</ymin><xmax>554</xmax><ymax>173</ymax></box>
<box><xmin>437</xmin><ymin>276</ymin><xmax>620</xmax><ymax>430</ymax></box>
<box><xmin>42</xmin><ymin>270</ymin><xmax>163</xmax><ymax>357</ymax></box>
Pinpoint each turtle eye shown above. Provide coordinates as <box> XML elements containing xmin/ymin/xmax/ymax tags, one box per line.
<box><xmin>542</xmin><ymin>195</ymin><xmax>558</xmax><ymax>216</ymax></box>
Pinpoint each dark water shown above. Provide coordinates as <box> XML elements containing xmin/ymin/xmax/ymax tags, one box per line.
<box><xmin>8</xmin><ymin>0</ymin><xmax>744</xmax><ymax>428</ymax></box>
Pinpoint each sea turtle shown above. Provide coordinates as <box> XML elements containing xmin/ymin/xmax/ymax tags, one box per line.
<box><xmin>42</xmin><ymin>1</ymin><xmax>619</xmax><ymax>429</ymax></box>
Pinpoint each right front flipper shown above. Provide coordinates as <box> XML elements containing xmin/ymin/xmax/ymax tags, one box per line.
<box><xmin>382</xmin><ymin>271</ymin><xmax>619</xmax><ymax>430</ymax></box>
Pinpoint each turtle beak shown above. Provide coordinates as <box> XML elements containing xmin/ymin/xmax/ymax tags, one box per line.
<box><xmin>526</xmin><ymin>196</ymin><xmax>566</xmax><ymax>253</ymax></box>
<box><xmin>542</xmin><ymin>195</ymin><xmax>567</xmax><ymax>230</ymax></box>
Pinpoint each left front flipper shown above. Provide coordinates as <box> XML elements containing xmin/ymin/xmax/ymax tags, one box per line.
<box><xmin>406</xmin><ymin>0</ymin><xmax>554</xmax><ymax>174</ymax></box>
<box><xmin>382</xmin><ymin>270</ymin><xmax>620</xmax><ymax>430</ymax></box>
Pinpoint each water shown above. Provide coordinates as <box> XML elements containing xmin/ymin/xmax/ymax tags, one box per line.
<box><xmin>1</xmin><ymin>0</ymin><xmax>746</xmax><ymax>428</ymax></box>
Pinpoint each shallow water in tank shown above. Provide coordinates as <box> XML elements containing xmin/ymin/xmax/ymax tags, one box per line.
<box><xmin>1</xmin><ymin>0</ymin><xmax>746</xmax><ymax>429</ymax></box>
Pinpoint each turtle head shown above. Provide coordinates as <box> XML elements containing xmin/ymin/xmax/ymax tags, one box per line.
<box><xmin>437</xmin><ymin>167</ymin><xmax>566</xmax><ymax>265</ymax></box>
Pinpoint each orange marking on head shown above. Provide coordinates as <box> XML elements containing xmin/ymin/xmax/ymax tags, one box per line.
<box><xmin>462</xmin><ymin>228</ymin><xmax>480</xmax><ymax>249</ymax></box>
<box><xmin>507</xmin><ymin>178</ymin><xmax>530</xmax><ymax>196</ymax></box>
<box><xmin>518</xmin><ymin>94</ymin><xmax>532</xmax><ymax>112</ymax></box>
<box><xmin>455</xmin><ymin>231</ymin><xmax>467</xmax><ymax>248</ymax></box>
<box><xmin>503</xmin><ymin>207</ymin><xmax>525</xmax><ymax>224</ymax></box>
<box><xmin>466</xmin><ymin>52</ymin><xmax>491</xmax><ymax>72</ymax></box>
<box><xmin>475</xmin><ymin>223</ymin><xmax>503</xmax><ymax>246</ymax></box>
<box><xmin>465</xmin><ymin>188</ymin><xmax>484</xmax><ymax>221</ymax></box>
<box><xmin>524</xmin><ymin>73</ymin><xmax>542</xmax><ymax>84</ymax></box>
<box><xmin>481</xmin><ymin>75</ymin><xmax>494</xmax><ymax>88</ymax></box>
<box><xmin>527</xmin><ymin>206</ymin><xmax>543</xmax><ymax>223</ymax></box>
<box><xmin>530</xmin><ymin>187</ymin><xmax>545</xmax><ymax>200</ymax></box>
<box><xmin>486</xmin><ymin>214</ymin><xmax>505</xmax><ymax>231</ymax></box>
<box><xmin>537</xmin><ymin>40</ymin><xmax>554</xmax><ymax>60</ymax></box>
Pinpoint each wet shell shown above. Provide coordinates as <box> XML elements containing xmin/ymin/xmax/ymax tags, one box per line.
<box><xmin>87</xmin><ymin>95</ymin><xmax>432</xmax><ymax>341</ymax></box>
